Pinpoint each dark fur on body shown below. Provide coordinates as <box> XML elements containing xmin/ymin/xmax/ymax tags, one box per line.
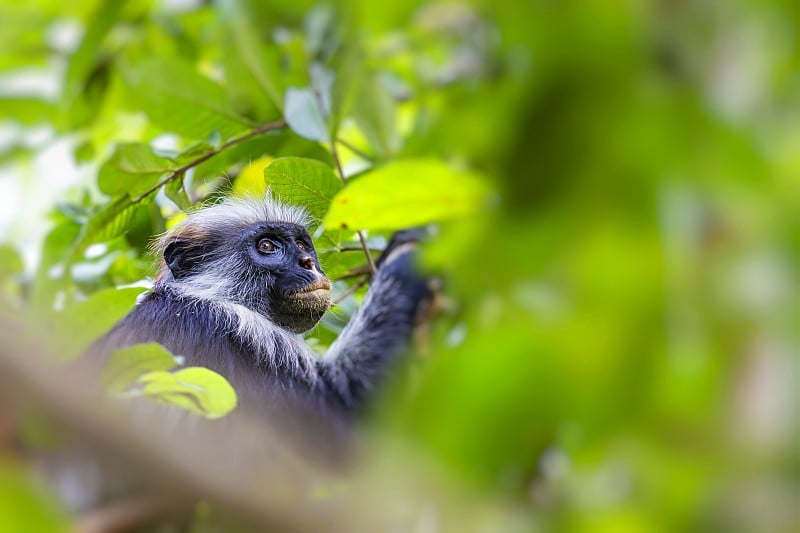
<box><xmin>51</xmin><ymin>196</ymin><xmax>428</xmax><ymax>515</ymax></box>
<box><xmin>91</xmin><ymin>196</ymin><xmax>429</xmax><ymax>423</ymax></box>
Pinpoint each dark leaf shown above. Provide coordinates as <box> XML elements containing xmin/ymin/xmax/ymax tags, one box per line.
<box><xmin>264</xmin><ymin>157</ymin><xmax>342</xmax><ymax>225</ymax></box>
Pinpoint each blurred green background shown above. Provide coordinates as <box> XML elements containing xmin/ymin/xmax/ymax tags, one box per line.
<box><xmin>0</xmin><ymin>0</ymin><xmax>797</xmax><ymax>531</ymax></box>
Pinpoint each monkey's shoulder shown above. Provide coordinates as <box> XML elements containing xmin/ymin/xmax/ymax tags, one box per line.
<box><xmin>114</xmin><ymin>290</ymin><xmax>230</xmax><ymax>341</ymax></box>
<box><xmin>99</xmin><ymin>289</ymin><xmax>321</xmax><ymax>381</ymax></box>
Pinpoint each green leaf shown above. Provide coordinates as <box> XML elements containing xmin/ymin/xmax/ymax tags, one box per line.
<box><xmin>264</xmin><ymin>157</ymin><xmax>342</xmax><ymax>226</ymax></box>
<box><xmin>324</xmin><ymin>159</ymin><xmax>492</xmax><ymax>231</ymax></box>
<box><xmin>318</xmin><ymin>249</ymin><xmax>370</xmax><ymax>280</ymax></box>
<box><xmin>102</xmin><ymin>343</ymin><xmax>178</xmax><ymax>394</ymax></box>
<box><xmin>284</xmin><ymin>87</ymin><xmax>330</xmax><ymax>142</ymax></box>
<box><xmin>61</xmin><ymin>0</ymin><xmax>128</xmax><ymax>128</ymax></box>
<box><xmin>119</xmin><ymin>56</ymin><xmax>255</xmax><ymax>140</ymax></box>
<box><xmin>0</xmin><ymin>97</ymin><xmax>55</xmax><ymax>125</ymax></box>
<box><xmin>131</xmin><ymin>367</ymin><xmax>238</xmax><ymax>419</ymax></box>
<box><xmin>174</xmin><ymin>141</ymin><xmax>216</xmax><ymax>165</ymax></box>
<box><xmin>74</xmin><ymin>139</ymin><xmax>96</xmax><ymax>163</ymax></box>
<box><xmin>53</xmin><ymin>287</ymin><xmax>143</xmax><ymax>360</ymax></box>
<box><xmin>68</xmin><ymin>195</ymin><xmax>148</xmax><ymax>265</ymax></box>
<box><xmin>98</xmin><ymin>143</ymin><xmax>177</xmax><ymax>197</ymax></box>
<box><xmin>164</xmin><ymin>173</ymin><xmax>191</xmax><ymax>210</ymax></box>
<box><xmin>0</xmin><ymin>460</ymin><xmax>70</xmax><ymax>533</ymax></box>
<box><xmin>225</xmin><ymin>20</ymin><xmax>284</xmax><ymax>111</ymax></box>
<box><xmin>0</xmin><ymin>245</ymin><xmax>23</xmax><ymax>280</ymax></box>
<box><xmin>233</xmin><ymin>156</ymin><xmax>272</xmax><ymax>197</ymax></box>
<box><xmin>352</xmin><ymin>72</ymin><xmax>398</xmax><ymax>157</ymax></box>
<box><xmin>30</xmin><ymin>222</ymin><xmax>81</xmax><ymax>315</ymax></box>
<box><xmin>328</xmin><ymin>42</ymin><xmax>364</xmax><ymax>139</ymax></box>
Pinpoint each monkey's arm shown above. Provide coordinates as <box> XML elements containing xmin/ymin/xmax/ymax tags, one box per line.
<box><xmin>320</xmin><ymin>236</ymin><xmax>429</xmax><ymax>410</ymax></box>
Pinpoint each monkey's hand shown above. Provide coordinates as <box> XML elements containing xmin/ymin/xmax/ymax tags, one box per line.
<box><xmin>374</xmin><ymin>228</ymin><xmax>433</xmax><ymax>323</ymax></box>
<box><xmin>378</xmin><ymin>229</ymin><xmax>445</xmax><ymax>354</ymax></box>
<box><xmin>375</xmin><ymin>228</ymin><xmax>429</xmax><ymax>269</ymax></box>
<box><xmin>320</xmin><ymin>229</ymin><xmax>433</xmax><ymax>411</ymax></box>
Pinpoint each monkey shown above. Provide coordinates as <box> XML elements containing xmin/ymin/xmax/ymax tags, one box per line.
<box><xmin>88</xmin><ymin>193</ymin><xmax>429</xmax><ymax>427</ymax></box>
<box><xmin>43</xmin><ymin>194</ymin><xmax>430</xmax><ymax>518</ymax></box>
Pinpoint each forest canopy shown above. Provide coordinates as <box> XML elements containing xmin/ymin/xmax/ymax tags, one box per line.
<box><xmin>0</xmin><ymin>0</ymin><xmax>797</xmax><ymax>531</ymax></box>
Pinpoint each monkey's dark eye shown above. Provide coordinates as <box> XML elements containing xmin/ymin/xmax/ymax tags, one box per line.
<box><xmin>256</xmin><ymin>238</ymin><xmax>279</xmax><ymax>254</ymax></box>
<box><xmin>296</xmin><ymin>240</ymin><xmax>308</xmax><ymax>252</ymax></box>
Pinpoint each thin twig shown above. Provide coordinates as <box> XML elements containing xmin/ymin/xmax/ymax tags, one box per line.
<box><xmin>340</xmin><ymin>245</ymin><xmax>382</xmax><ymax>253</ymax></box>
<box><xmin>330</xmin><ymin>142</ymin><xmax>377</xmax><ymax>275</ymax></box>
<box><xmin>132</xmin><ymin>119</ymin><xmax>288</xmax><ymax>204</ymax></box>
<box><xmin>334</xmin><ymin>265</ymin><xmax>371</xmax><ymax>281</ymax></box>
<box><xmin>336</xmin><ymin>138</ymin><xmax>374</xmax><ymax>163</ymax></box>
<box><xmin>333</xmin><ymin>275</ymin><xmax>369</xmax><ymax>304</ymax></box>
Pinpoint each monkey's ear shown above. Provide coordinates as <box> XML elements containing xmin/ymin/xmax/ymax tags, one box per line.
<box><xmin>163</xmin><ymin>239</ymin><xmax>191</xmax><ymax>279</ymax></box>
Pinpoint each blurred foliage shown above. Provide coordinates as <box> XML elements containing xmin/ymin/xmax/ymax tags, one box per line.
<box><xmin>0</xmin><ymin>459</ymin><xmax>70</xmax><ymax>533</ymax></box>
<box><xmin>0</xmin><ymin>0</ymin><xmax>798</xmax><ymax>531</ymax></box>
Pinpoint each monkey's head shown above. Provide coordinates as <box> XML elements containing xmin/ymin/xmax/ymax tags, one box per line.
<box><xmin>155</xmin><ymin>196</ymin><xmax>332</xmax><ymax>333</ymax></box>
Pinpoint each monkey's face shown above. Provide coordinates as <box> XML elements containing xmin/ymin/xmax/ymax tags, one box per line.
<box><xmin>243</xmin><ymin>222</ymin><xmax>332</xmax><ymax>333</ymax></box>
<box><xmin>162</xmin><ymin>220</ymin><xmax>331</xmax><ymax>333</ymax></box>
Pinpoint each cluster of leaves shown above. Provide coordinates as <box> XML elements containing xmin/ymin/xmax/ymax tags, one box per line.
<box><xmin>1</xmin><ymin>1</ymin><xmax>799</xmax><ymax>532</ymax></box>
<box><xmin>3</xmin><ymin>1</ymin><xmax>493</xmax><ymax>424</ymax></box>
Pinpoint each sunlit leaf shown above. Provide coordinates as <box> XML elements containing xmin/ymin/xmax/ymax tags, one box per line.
<box><xmin>131</xmin><ymin>367</ymin><xmax>238</xmax><ymax>419</ymax></box>
<box><xmin>324</xmin><ymin>159</ymin><xmax>491</xmax><ymax>231</ymax></box>
<box><xmin>233</xmin><ymin>156</ymin><xmax>272</xmax><ymax>197</ymax></box>
<box><xmin>264</xmin><ymin>157</ymin><xmax>342</xmax><ymax>225</ymax></box>
<box><xmin>102</xmin><ymin>343</ymin><xmax>178</xmax><ymax>394</ymax></box>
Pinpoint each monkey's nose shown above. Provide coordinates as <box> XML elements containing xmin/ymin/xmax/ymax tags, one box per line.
<box><xmin>299</xmin><ymin>256</ymin><xmax>315</xmax><ymax>271</ymax></box>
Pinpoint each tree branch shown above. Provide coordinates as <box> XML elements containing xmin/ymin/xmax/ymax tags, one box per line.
<box><xmin>131</xmin><ymin>119</ymin><xmax>288</xmax><ymax>204</ymax></box>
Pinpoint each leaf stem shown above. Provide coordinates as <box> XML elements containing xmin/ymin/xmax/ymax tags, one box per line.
<box><xmin>131</xmin><ymin>119</ymin><xmax>288</xmax><ymax>204</ymax></box>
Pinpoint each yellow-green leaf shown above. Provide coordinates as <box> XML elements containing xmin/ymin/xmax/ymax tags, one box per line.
<box><xmin>102</xmin><ymin>343</ymin><xmax>178</xmax><ymax>394</ymax></box>
<box><xmin>264</xmin><ymin>157</ymin><xmax>342</xmax><ymax>225</ymax></box>
<box><xmin>324</xmin><ymin>159</ymin><xmax>492</xmax><ymax>231</ymax></box>
<box><xmin>133</xmin><ymin>367</ymin><xmax>238</xmax><ymax>419</ymax></box>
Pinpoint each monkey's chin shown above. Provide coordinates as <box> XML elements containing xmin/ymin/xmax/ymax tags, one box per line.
<box><xmin>286</xmin><ymin>288</ymin><xmax>332</xmax><ymax>307</ymax></box>
<box><xmin>287</xmin><ymin>278</ymin><xmax>332</xmax><ymax>306</ymax></box>
<box><xmin>274</xmin><ymin>279</ymin><xmax>332</xmax><ymax>333</ymax></box>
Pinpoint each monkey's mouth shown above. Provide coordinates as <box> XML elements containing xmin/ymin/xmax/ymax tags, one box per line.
<box><xmin>287</xmin><ymin>278</ymin><xmax>332</xmax><ymax>301</ymax></box>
